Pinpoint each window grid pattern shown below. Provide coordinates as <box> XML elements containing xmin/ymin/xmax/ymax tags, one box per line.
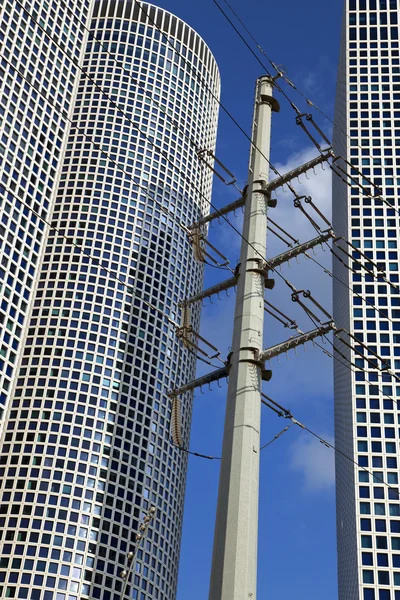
<box><xmin>0</xmin><ymin>2</ymin><xmax>220</xmax><ymax>600</ymax></box>
<box><xmin>334</xmin><ymin>1</ymin><xmax>400</xmax><ymax>599</ymax></box>
<box><xmin>0</xmin><ymin>0</ymin><xmax>90</xmax><ymax>418</ymax></box>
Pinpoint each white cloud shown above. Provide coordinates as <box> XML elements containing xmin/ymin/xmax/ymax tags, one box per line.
<box><xmin>197</xmin><ymin>144</ymin><xmax>335</xmax><ymax>411</ymax></box>
<box><xmin>290</xmin><ymin>431</ymin><xmax>335</xmax><ymax>492</ymax></box>
<box><xmin>271</xmin><ymin>144</ymin><xmax>332</xmax><ymax>255</ymax></box>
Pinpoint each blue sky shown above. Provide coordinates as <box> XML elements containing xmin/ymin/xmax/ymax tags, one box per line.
<box><xmin>148</xmin><ymin>0</ymin><xmax>344</xmax><ymax>598</ymax></box>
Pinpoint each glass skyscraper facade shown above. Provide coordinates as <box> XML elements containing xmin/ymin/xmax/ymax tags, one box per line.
<box><xmin>0</xmin><ymin>0</ymin><xmax>91</xmax><ymax>423</ymax></box>
<box><xmin>0</xmin><ymin>2</ymin><xmax>220</xmax><ymax>600</ymax></box>
<box><xmin>334</xmin><ymin>1</ymin><xmax>400</xmax><ymax>599</ymax></box>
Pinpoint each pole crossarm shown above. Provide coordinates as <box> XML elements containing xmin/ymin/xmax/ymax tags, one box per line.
<box><xmin>168</xmin><ymin>366</ymin><xmax>228</xmax><ymax>397</ymax></box>
<box><xmin>258</xmin><ymin>321</ymin><xmax>336</xmax><ymax>362</ymax></box>
<box><xmin>188</xmin><ymin>195</ymin><xmax>246</xmax><ymax>230</ymax></box>
<box><xmin>267</xmin><ymin>230</ymin><xmax>335</xmax><ymax>270</ymax></box>
<box><xmin>182</xmin><ymin>275</ymin><xmax>238</xmax><ymax>306</ymax></box>
<box><xmin>266</xmin><ymin>151</ymin><xmax>333</xmax><ymax>193</ymax></box>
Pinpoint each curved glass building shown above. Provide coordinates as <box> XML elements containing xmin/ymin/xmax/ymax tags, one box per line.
<box><xmin>0</xmin><ymin>0</ymin><xmax>91</xmax><ymax>423</ymax></box>
<box><xmin>0</xmin><ymin>2</ymin><xmax>220</xmax><ymax>599</ymax></box>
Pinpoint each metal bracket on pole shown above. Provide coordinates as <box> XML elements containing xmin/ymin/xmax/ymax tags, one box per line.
<box><xmin>247</xmin><ymin>257</ymin><xmax>275</xmax><ymax>289</ymax></box>
<box><xmin>266</xmin><ymin>151</ymin><xmax>333</xmax><ymax>193</ymax></box>
<box><xmin>188</xmin><ymin>193</ymin><xmax>247</xmax><ymax>231</ymax></box>
<box><xmin>187</xmin><ymin>228</ymin><xmax>230</xmax><ymax>267</ymax></box>
<box><xmin>168</xmin><ymin>366</ymin><xmax>229</xmax><ymax>398</ymax></box>
<box><xmin>258</xmin><ymin>321</ymin><xmax>336</xmax><ymax>363</ymax></box>
<box><xmin>197</xmin><ymin>148</ymin><xmax>239</xmax><ymax>189</ymax></box>
<box><xmin>168</xmin><ymin>347</ymin><xmax>272</xmax><ymax>399</ymax></box>
<box><xmin>177</xmin><ymin>304</ymin><xmax>221</xmax><ymax>360</ymax></box>
<box><xmin>181</xmin><ymin>274</ymin><xmax>238</xmax><ymax>306</ymax></box>
<box><xmin>267</xmin><ymin>230</ymin><xmax>335</xmax><ymax>269</ymax></box>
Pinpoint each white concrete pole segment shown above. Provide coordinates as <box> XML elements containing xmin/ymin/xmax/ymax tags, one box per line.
<box><xmin>208</xmin><ymin>76</ymin><xmax>279</xmax><ymax>600</ymax></box>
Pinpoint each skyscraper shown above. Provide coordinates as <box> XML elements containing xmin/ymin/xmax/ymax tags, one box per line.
<box><xmin>0</xmin><ymin>1</ymin><xmax>220</xmax><ymax>599</ymax></box>
<box><xmin>0</xmin><ymin>0</ymin><xmax>92</xmax><ymax>423</ymax></box>
<box><xmin>333</xmin><ymin>1</ymin><xmax>400</xmax><ymax>599</ymax></box>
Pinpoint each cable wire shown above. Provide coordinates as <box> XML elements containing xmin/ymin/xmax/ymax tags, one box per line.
<box><xmin>1</xmin><ymin>181</ymin><xmax>226</xmax><ymax>371</ymax></box>
<box><xmin>216</xmin><ymin>0</ymin><xmax>400</xmax><ymax>204</ymax></box>
<box><xmin>14</xmin><ymin>0</ymin><xmax>353</xmax><ymax>331</ymax></box>
<box><xmin>260</xmin><ymin>425</ymin><xmax>293</xmax><ymax>451</ymax></box>
<box><xmin>12</xmin><ymin>0</ymin><xmax>289</xmax><ymax>289</ymax></box>
<box><xmin>0</xmin><ymin>54</ymin><xmax>188</xmax><ymax>231</ymax></box>
<box><xmin>132</xmin><ymin>0</ymin><xmax>286</xmax><ymax>180</ymax></box>
<box><xmin>13</xmin><ymin>0</ymin><xmax>396</xmax><ymax>382</ymax></box>
<box><xmin>171</xmin><ymin>439</ymin><xmax>221</xmax><ymax>461</ymax></box>
<box><xmin>214</xmin><ymin>0</ymin><xmax>400</xmax><ymax>222</ymax></box>
<box><xmin>262</xmin><ymin>400</ymin><xmax>400</xmax><ymax>496</ymax></box>
<box><xmin>312</xmin><ymin>333</ymin><xmax>400</xmax><ymax>405</ymax></box>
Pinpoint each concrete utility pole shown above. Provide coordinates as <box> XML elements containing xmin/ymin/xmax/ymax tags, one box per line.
<box><xmin>208</xmin><ymin>76</ymin><xmax>279</xmax><ymax>600</ymax></box>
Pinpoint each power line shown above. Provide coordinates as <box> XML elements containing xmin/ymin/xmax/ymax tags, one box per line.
<box><xmin>216</xmin><ymin>0</ymin><xmax>400</xmax><ymax>202</ymax></box>
<box><xmin>0</xmin><ymin>180</ymin><xmax>177</xmax><ymax>325</ymax></box>
<box><xmin>12</xmin><ymin>0</ymin><xmax>287</xmax><ymax>288</ymax></box>
<box><xmin>1</xmin><ymin>50</ymin><xmax>236</xmax><ymax>282</ymax></box>
<box><xmin>1</xmin><ymin>181</ymin><xmax>225</xmax><ymax>370</ymax></box>
<box><xmin>2</xmin><ymin>16</ymin><xmax>318</xmax><ymax>369</ymax></box>
<box><xmin>211</xmin><ymin>0</ymin><xmax>302</xmax><ymax>118</ymax></box>
<box><xmin>171</xmin><ymin>439</ymin><xmax>221</xmax><ymax>461</ymax></box>
<box><xmin>1</xmin><ymin>64</ymin><xmax>228</xmax><ymax>367</ymax></box>
<box><xmin>312</xmin><ymin>331</ymin><xmax>400</xmax><ymax>405</ymax></box>
<box><xmin>44</xmin><ymin>0</ymin><xmax>207</xmax><ymax>156</ymax></box>
<box><xmin>283</xmin><ymin>287</ymin><xmax>400</xmax><ymax>406</ymax></box>
<box><xmin>14</xmin><ymin>0</ymin><xmax>396</xmax><ymax>381</ymax></box>
<box><xmin>261</xmin><ymin>396</ymin><xmax>400</xmax><ymax>495</ymax></box>
<box><xmin>12</xmin><ymin>0</ymin><xmax>217</xmax><ymax>214</ymax></box>
<box><xmin>284</xmin><ymin>199</ymin><xmax>400</xmax><ymax>336</ymax></box>
<box><xmin>14</xmin><ymin>0</ymin><xmax>358</xmax><ymax>332</ymax></box>
<box><xmin>0</xmin><ymin>54</ymin><xmax>192</xmax><ymax>234</ymax></box>
<box><xmin>305</xmin><ymin>250</ymin><xmax>397</xmax><ymax>325</ymax></box>
<box><xmin>132</xmin><ymin>0</ymin><xmax>291</xmax><ymax>182</ymax></box>
<box><xmin>260</xmin><ymin>425</ymin><xmax>293</xmax><ymax>451</ymax></box>
<box><xmin>214</xmin><ymin>0</ymin><xmax>400</xmax><ymax>224</ymax></box>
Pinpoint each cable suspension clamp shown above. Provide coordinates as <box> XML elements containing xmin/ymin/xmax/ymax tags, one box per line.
<box><xmin>187</xmin><ymin>227</ymin><xmax>230</xmax><ymax>267</ymax></box>
<box><xmin>291</xmin><ymin>289</ymin><xmax>333</xmax><ymax>324</ymax></box>
<box><xmin>293</xmin><ymin>196</ymin><xmax>329</xmax><ymax>231</ymax></box>
<box><xmin>261</xmin><ymin>392</ymin><xmax>292</xmax><ymax>418</ymax></box>
<box><xmin>264</xmin><ymin>300</ymin><xmax>298</xmax><ymax>330</ymax></box>
<box><xmin>177</xmin><ymin>304</ymin><xmax>221</xmax><ymax>360</ymax></box>
<box><xmin>197</xmin><ymin>148</ymin><xmax>241</xmax><ymax>191</ymax></box>
<box><xmin>295</xmin><ymin>113</ymin><xmax>332</xmax><ymax>155</ymax></box>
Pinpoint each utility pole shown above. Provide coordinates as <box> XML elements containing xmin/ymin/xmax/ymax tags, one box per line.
<box><xmin>170</xmin><ymin>75</ymin><xmax>335</xmax><ymax>600</ymax></box>
<box><xmin>208</xmin><ymin>75</ymin><xmax>279</xmax><ymax>600</ymax></box>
